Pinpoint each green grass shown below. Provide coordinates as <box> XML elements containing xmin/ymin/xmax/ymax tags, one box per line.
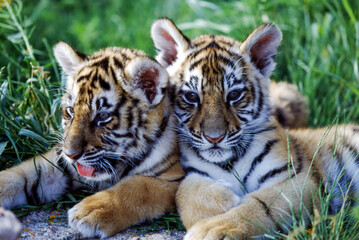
<box><xmin>0</xmin><ymin>0</ymin><xmax>358</xmax><ymax>238</ymax></box>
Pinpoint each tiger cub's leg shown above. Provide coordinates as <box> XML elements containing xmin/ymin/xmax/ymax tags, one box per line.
<box><xmin>0</xmin><ymin>148</ymin><xmax>75</xmax><ymax>209</ymax></box>
<box><xmin>176</xmin><ymin>174</ymin><xmax>241</xmax><ymax>229</ymax></box>
<box><xmin>183</xmin><ymin>175</ymin><xmax>317</xmax><ymax>240</ymax></box>
<box><xmin>68</xmin><ymin>174</ymin><xmax>179</xmax><ymax>238</ymax></box>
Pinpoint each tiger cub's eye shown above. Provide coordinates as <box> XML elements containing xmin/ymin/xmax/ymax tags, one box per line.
<box><xmin>227</xmin><ymin>90</ymin><xmax>243</xmax><ymax>102</ymax></box>
<box><xmin>184</xmin><ymin>92</ymin><xmax>200</xmax><ymax>104</ymax></box>
<box><xmin>66</xmin><ymin>107</ymin><xmax>74</xmax><ymax>117</ymax></box>
<box><xmin>96</xmin><ymin>112</ymin><xmax>113</xmax><ymax>126</ymax></box>
<box><xmin>99</xmin><ymin>112</ymin><xmax>111</xmax><ymax>120</ymax></box>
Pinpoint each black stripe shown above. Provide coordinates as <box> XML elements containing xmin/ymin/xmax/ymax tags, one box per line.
<box><xmin>243</xmin><ymin>139</ymin><xmax>279</xmax><ymax>184</ymax></box>
<box><xmin>189</xmin><ymin>76</ymin><xmax>199</xmax><ymax>90</ymax></box>
<box><xmin>101</xmin><ymin>136</ymin><xmax>118</xmax><ymax>145</ymax></box>
<box><xmin>156</xmin><ymin>115</ymin><xmax>169</xmax><ymax>138</ymax></box>
<box><xmin>112</xmin><ymin>96</ymin><xmax>127</xmax><ymax>127</ymax></box>
<box><xmin>183</xmin><ymin>166</ymin><xmax>210</xmax><ymax>177</ymax></box>
<box><xmin>121</xmin><ymin>116</ymin><xmax>170</xmax><ymax>177</ymax></box>
<box><xmin>90</xmin><ymin>69</ymin><xmax>99</xmax><ymax>89</ymax></box>
<box><xmin>233</xmin><ymin>134</ymin><xmax>254</xmax><ymax>159</ymax></box>
<box><xmin>23</xmin><ymin>177</ymin><xmax>32</xmax><ymax>205</ymax></box>
<box><xmin>258</xmin><ymin>164</ymin><xmax>288</xmax><ymax>184</ymax></box>
<box><xmin>249</xmin><ymin>126</ymin><xmax>277</xmax><ymax>135</ymax></box>
<box><xmin>253</xmin><ymin>80</ymin><xmax>263</xmax><ymax>120</ymax></box>
<box><xmin>109</xmin><ymin>66</ymin><xmax>118</xmax><ymax>85</ymax></box>
<box><xmin>138</xmin><ymin>109</ymin><xmax>144</xmax><ymax>128</ymax></box>
<box><xmin>25</xmin><ymin>164</ymin><xmax>42</xmax><ymax>205</ymax></box>
<box><xmin>75</xmin><ymin>50</ymin><xmax>88</xmax><ymax>61</ymax></box>
<box><xmin>112</xmin><ymin>132</ymin><xmax>133</xmax><ymax>138</ymax></box>
<box><xmin>127</xmin><ymin>106</ymin><xmax>134</xmax><ymax>129</ymax></box>
<box><xmin>76</xmin><ymin>74</ymin><xmax>91</xmax><ymax>83</ymax></box>
<box><xmin>90</xmin><ymin>57</ymin><xmax>109</xmax><ymax>71</ymax></box>
<box><xmin>291</xmin><ymin>137</ymin><xmax>304</xmax><ymax>175</ymax></box>
<box><xmin>96</xmin><ymin>97</ymin><xmax>112</xmax><ymax>110</ymax></box>
<box><xmin>116</xmin><ymin>96</ymin><xmax>127</xmax><ymax>110</ymax></box>
<box><xmin>218</xmin><ymin>55</ymin><xmax>235</xmax><ymax>69</ymax></box>
<box><xmin>253</xmin><ymin>197</ymin><xmax>286</xmax><ymax>233</ymax></box>
<box><xmin>113</xmin><ymin>57</ymin><xmax>124</xmax><ymax>69</ymax></box>
<box><xmin>189</xmin><ymin>59</ymin><xmax>204</xmax><ymax>71</ymax></box>
<box><xmin>238</xmin><ymin>115</ymin><xmax>250</xmax><ymax>122</ymax></box>
<box><xmin>121</xmin><ymin>157</ymin><xmax>143</xmax><ymax>178</ymax></box>
<box><xmin>98</xmin><ymin>76</ymin><xmax>110</xmax><ymax>90</ymax></box>
<box><xmin>139</xmin><ymin>150</ymin><xmax>177</xmax><ymax>177</ymax></box>
<box><xmin>215</xmin><ymin>155</ymin><xmax>238</xmax><ymax>171</ymax></box>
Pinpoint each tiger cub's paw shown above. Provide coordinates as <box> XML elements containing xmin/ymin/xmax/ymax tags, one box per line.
<box><xmin>184</xmin><ymin>214</ymin><xmax>243</xmax><ymax>240</ymax></box>
<box><xmin>0</xmin><ymin>207</ymin><xmax>22</xmax><ymax>240</ymax></box>
<box><xmin>68</xmin><ymin>190</ymin><xmax>119</xmax><ymax>238</ymax></box>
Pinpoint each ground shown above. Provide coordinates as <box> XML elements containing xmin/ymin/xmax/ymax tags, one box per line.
<box><xmin>19</xmin><ymin>210</ymin><xmax>185</xmax><ymax>240</ymax></box>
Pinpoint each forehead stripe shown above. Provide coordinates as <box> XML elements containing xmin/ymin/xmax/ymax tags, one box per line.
<box><xmin>109</xmin><ymin>66</ymin><xmax>118</xmax><ymax>85</ymax></box>
<box><xmin>76</xmin><ymin>74</ymin><xmax>91</xmax><ymax>83</ymax></box>
<box><xmin>98</xmin><ymin>76</ymin><xmax>110</xmax><ymax>90</ymax></box>
<box><xmin>90</xmin><ymin>57</ymin><xmax>109</xmax><ymax>71</ymax></box>
<box><xmin>113</xmin><ymin>57</ymin><xmax>124</xmax><ymax>69</ymax></box>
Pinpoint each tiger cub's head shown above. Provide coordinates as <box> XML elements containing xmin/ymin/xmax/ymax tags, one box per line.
<box><xmin>54</xmin><ymin>42</ymin><xmax>168</xmax><ymax>180</ymax></box>
<box><xmin>151</xmin><ymin>18</ymin><xmax>281</xmax><ymax>163</ymax></box>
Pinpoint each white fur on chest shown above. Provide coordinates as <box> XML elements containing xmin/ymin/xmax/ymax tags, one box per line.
<box><xmin>180</xmin><ymin>136</ymin><xmax>288</xmax><ymax>197</ymax></box>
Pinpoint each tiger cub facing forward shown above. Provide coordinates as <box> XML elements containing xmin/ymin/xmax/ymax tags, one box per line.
<box><xmin>0</xmin><ymin>42</ymin><xmax>184</xmax><ymax>238</ymax></box>
<box><xmin>151</xmin><ymin>18</ymin><xmax>308</xmax><ymax>129</ymax></box>
<box><xmin>152</xmin><ymin>19</ymin><xmax>359</xmax><ymax>239</ymax></box>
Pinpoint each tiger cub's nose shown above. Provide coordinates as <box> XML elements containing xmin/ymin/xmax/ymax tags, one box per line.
<box><xmin>64</xmin><ymin>150</ymin><xmax>83</xmax><ymax>160</ymax></box>
<box><xmin>205</xmin><ymin>134</ymin><xmax>225</xmax><ymax>144</ymax></box>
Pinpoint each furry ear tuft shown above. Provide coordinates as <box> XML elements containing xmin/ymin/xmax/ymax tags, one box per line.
<box><xmin>53</xmin><ymin>41</ymin><xmax>88</xmax><ymax>76</ymax></box>
<box><xmin>125</xmin><ymin>58</ymin><xmax>168</xmax><ymax>105</ymax></box>
<box><xmin>240</xmin><ymin>24</ymin><xmax>282</xmax><ymax>77</ymax></box>
<box><xmin>151</xmin><ymin>17</ymin><xmax>190</xmax><ymax>68</ymax></box>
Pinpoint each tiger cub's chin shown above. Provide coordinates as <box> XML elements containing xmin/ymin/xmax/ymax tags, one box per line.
<box><xmin>198</xmin><ymin>149</ymin><xmax>234</xmax><ymax>163</ymax></box>
<box><xmin>152</xmin><ymin>18</ymin><xmax>359</xmax><ymax>240</ymax></box>
<box><xmin>0</xmin><ymin>41</ymin><xmax>183</xmax><ymax>238</ymax></box>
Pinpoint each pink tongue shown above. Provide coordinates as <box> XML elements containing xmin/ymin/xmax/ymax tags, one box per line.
<box><xmin>76</xmin><ymin>163</ymin><xmax>95</xmax><ymax>177</ymax></box>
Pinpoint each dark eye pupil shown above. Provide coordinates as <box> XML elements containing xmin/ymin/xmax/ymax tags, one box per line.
<box><xmin>99</xmin><ymin>113</ymin><xmax>110</xmax><ymax>119</ymax></box>
<box><xmin>228</xmin><ymin>90</ymin><xmax>241</xmax><ymax>101</ymax></box>
<box><xmin>185</xmin><ymin>92</ymin><xmax>199</xmax><ymax>102</ymax></box>
<box><xmin>66</xmin><ymin>107</ymin><xmax>74</xmax><ymax>115</ymax></box>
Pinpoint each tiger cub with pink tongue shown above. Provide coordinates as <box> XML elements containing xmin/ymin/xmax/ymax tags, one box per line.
<box><xmin>77</xmin><ymin>163</ymin><xmax>95</xmax><ymax>177</ymax></box>
<box><xmin>0</xmin><ymin>42</ymin><xmax>184</xmax><ymax>238</ymax></box>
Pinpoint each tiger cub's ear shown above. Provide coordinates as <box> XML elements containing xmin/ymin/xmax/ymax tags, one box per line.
<box><xmin>53</xmin><ymin>41</ymin><xmax>88</xmax><ymax>76</ymax></box>
<box><xmin>124</xmin><ymin>58</ymin><xmax>168</xmax><ymax>106</ymax></box>
<box><xmin>151</xmin><ymin>17</ymin><xmax>190</xmax><ymax>68</ymax></box>
<box><xmin>240</xmin><ymin>24</ymin><xmax>282</xmax><ymax>78</ymax></box>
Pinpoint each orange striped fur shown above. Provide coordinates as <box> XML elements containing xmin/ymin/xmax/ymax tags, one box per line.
<box><xmin>0</xmin><ymin>42</ymin><xmax>184</xmax><ymax>238</ymax></box>
<box><xmin>151</xmin><ymin>18</ymin><xmax>359</xmax><ymax>239</ymax></box>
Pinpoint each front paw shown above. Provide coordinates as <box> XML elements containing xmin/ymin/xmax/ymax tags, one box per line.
<box><xmin>0</xmin><ymin>207</ymin><xmax>22</xmax><ymax>240</ymax></box>
<box><xmin>68</xmin><ymin>191</ymin><xmax>117</xmax><ymax>238</ymax></box>
<box><xmin>184</xmin><ymin>215</ymin><xmax>243</xmax><ymax>240</ymax></box>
